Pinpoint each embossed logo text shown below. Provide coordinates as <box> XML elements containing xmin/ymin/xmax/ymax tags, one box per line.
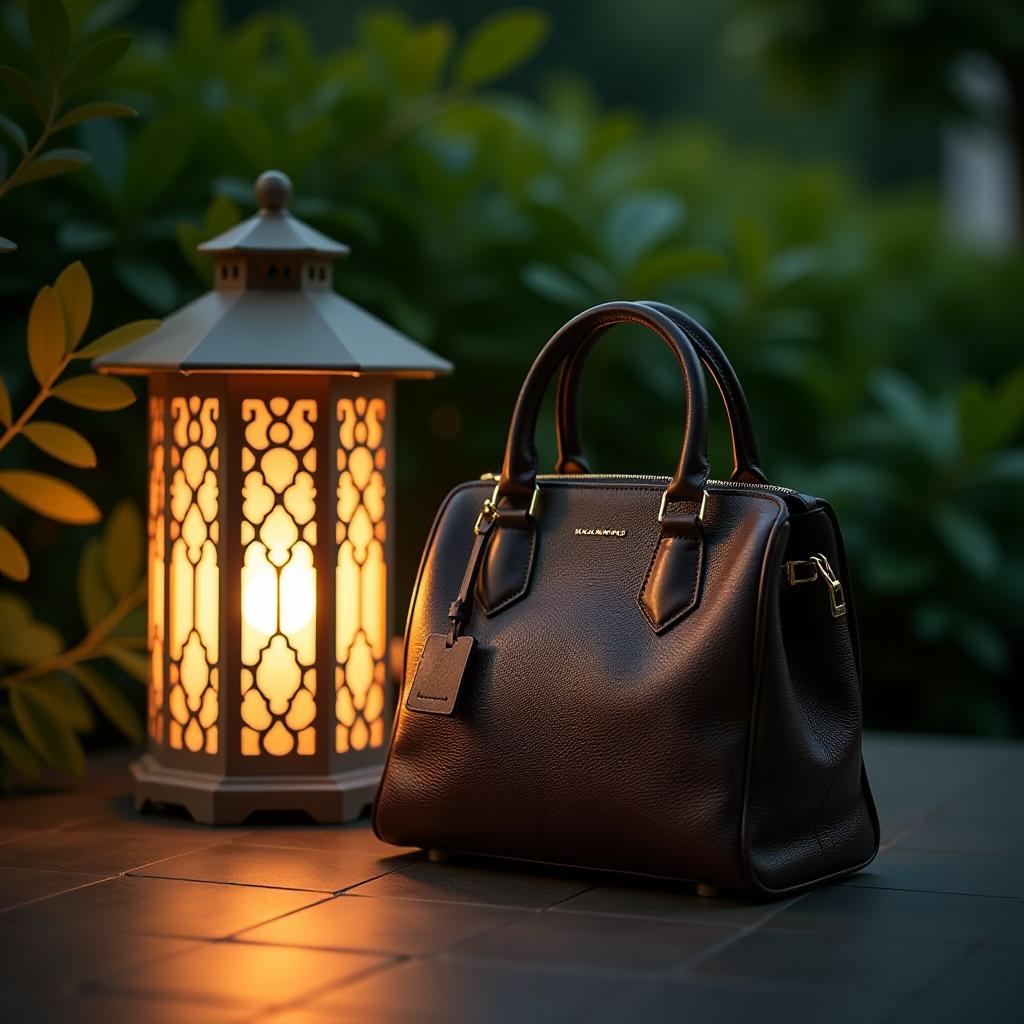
<box><xmin>574</xmin><ymin>527</ymin><xmax>627</xmax><ymax>537</ymax></box>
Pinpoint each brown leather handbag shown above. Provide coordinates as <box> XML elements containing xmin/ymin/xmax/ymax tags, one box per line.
<box><xmin>374</xmin><ymin>300</ymin><xmax>879</xmax><ymax>897</ymax></box>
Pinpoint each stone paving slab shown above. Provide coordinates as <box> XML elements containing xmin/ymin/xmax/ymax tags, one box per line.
<box><xmin>0</xmin><ymin>732</ymin><xmax>1020</xmax><ymax>1023</ymax></box>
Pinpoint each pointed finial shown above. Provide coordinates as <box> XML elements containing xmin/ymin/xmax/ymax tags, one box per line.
<box><xmin>255</xmin><ymin>169</ymin><xmax>292</xmax><ymax>213</ymax></box>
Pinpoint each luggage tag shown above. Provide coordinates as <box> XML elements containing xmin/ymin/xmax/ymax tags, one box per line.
<box><xmin>405</xmin><ymin>634</ymin><xmax>475</xmax><ymax>715</ymax></box>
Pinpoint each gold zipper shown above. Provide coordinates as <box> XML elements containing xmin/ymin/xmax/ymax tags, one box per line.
<box><xmin>480</xmin><ymin>471</ymin><xmax>800</xmax><ymax>498</ymax></box>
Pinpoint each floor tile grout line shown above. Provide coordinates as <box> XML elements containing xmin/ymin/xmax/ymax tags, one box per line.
<box><xmin>842</xmin><ymin>880</ymin><xmax>1024</xmax><ymax>900</ymax></box>
<box><xmin>0</xmin><ymin>872</ymin><xmax>117</xmax><ymax>915</ymax></box>
<box><xmin>124</xmin><ymin>870</ymin><xmax>337</xmax><ymax>894</ymax></box>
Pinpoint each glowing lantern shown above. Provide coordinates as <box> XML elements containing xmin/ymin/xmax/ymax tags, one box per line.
<box><xmin>96</xmin><ymin>171</ymin><xmax>450</xmax><ymax>823</ymax></box>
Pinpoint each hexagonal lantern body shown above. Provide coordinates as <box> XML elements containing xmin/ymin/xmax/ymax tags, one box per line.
<box><xmin>96</xmin><ymin>172</ymin><xmax>451</xmax><ymax>824</ymax></box>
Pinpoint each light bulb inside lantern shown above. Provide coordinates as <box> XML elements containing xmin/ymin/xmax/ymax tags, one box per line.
<box><xmin>242</xmin><ymin>561</ymin><xmax>315</xmax><ymax>636</ymax></box>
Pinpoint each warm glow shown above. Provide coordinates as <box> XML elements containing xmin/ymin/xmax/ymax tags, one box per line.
<box><xmin>336</xmin><ymin>395</ymin><xmax>388</xmax><ymax>753</ymax></box>
<box><xmin>240</xmin><ymin>397</ymin><xmax>318</xmax><ymax>757</ymax></box>
<box><xmin>147</xmin><ymin>393</ymin><xmax>166</xmax><ymax>743</ymax></box>
<box><xmin>166</xmin><ymin>395</ymin><xmax>220</xmax><ymax>754</ymax></box>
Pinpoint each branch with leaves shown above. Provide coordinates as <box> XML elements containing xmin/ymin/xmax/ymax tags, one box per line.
<box><xmin>0</xmin><ymin>261</ymin><xmax>157</xmax><ymax>581</ymax></box>
<box><xmin>0</xmin><ymin>502</ymin><xmax>148</xmax><ymax>782</ymax></box>
<box><xmin>0</xmin><ymin>0</ymin><xmax>137</xmax><ymax>251</ymax></box>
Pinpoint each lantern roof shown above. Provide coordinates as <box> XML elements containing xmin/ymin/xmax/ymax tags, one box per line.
<box><xmin>95</xmin><ymin>171</ymin><xmax>452</xmax><ymax>377</ymax></box>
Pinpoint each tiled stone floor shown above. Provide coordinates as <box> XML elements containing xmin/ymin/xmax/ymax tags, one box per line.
<box><xmin>0</xmin><ymin>732</ymin><xmax>1021</xmax><ymax>1023</ymax></box>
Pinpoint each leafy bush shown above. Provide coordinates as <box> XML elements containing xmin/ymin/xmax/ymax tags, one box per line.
<box><xmin>0</xmin><ymin>0</ymin><xmax>1021</xmax><ymax>776</ymax></box>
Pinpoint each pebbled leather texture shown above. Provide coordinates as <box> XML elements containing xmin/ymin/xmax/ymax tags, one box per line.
<box><xmin>374</xmin><ymin>301</ymin><xmax>879</xmax><ymax>898</ymax></box>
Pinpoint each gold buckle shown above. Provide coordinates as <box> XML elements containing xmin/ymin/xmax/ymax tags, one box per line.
<box><xmin>474</xmin><ymin>479</ymin><xmax>540</xmax><ymax>535</ymax></box>
<box><xmin>658</xmin><ymin>488</ymin><xmax>708</xmax><ymax>526</ymax></box>
<box><xmin>783</xmin><ymin>553</ymin><xmax>846</xmax><ymax>618</ymax></box>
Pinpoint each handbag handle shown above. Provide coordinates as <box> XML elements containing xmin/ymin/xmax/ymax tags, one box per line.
<box><xmin>554</xmin><ymin>301</ymin><xmax>766</xmax><ymax>483</ymax></box>
<box><xmin>497</xmin><ymin>301</ymin><xmax>710</xmax><ymax>531</ymax></box>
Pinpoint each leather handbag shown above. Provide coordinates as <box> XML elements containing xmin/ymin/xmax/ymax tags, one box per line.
<box><xmin>374</xmin><ymin>300</ymin><xmax>879</xmax><ymax>897</ymax></box>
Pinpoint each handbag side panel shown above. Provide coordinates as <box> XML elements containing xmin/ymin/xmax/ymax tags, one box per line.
<box><xmin>375</xmin><ymin>478</ymin><xmax>789</xmax><ymax>890</ymax></box>
<box><xmin>742</xmin><ymin>501</ymin><xmax>880</xmax><ymax>895</ymax></box>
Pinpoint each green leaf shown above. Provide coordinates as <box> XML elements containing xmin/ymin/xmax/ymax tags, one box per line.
<box><xmin>224</xmin><ymin>104</ymin><xmax>274</xmax><ymax>173</ymax></box>
<box><xmin>67</xmin><ymin>664</ymin><xmax>141</xmax><ymax>744</ymax></box>
<box><xmin>401</xmin><ymin>22</ymin><xmax>453</xmax><ymax>95</ymax></box>
<box><xmin>22</xmin><ymin>421</ymin><xmax>96</xmax><ymax>468</ymax></box>
<box><xmin>0</xmin><ymin>725</ymin><xmax>41</xmax><ymax>778</ymax></box>
<box><xmin>732</xmin><ymin>214</ymin><xmax>770</xmax><ymax>288</ymax></box>
<box><xmin>602</xmin><ymin>192</ymin><xmax>686</xmax><ymax>269</ymax></box>
<box><xmin>10</xmin><ymin>686</ymin><xmax>85</xmax><ymax>777</ymax></box>
<box><xmin>54</xmin><ymin>101</ymin><xmax>137</xmax><ymax>132</ymax></box>
<box><xmin>33</xmin><ymin>675</ymin><xmax>94</xmax><ymax>732</ymax></box>
<box><xmin>103</xmin><ymin>500</ymin><xmax>143</xmax><ymax>598</ymax></box>
<box><xmin>8</xmin><ymin>147</ymin><xmax>91</xmax><ymax>188</ymax></box>
<box><xmin>27</xmin><ymin>285</ymin><xmax>66</xmax><ymax>385</ymax></box>
<box><xmin>454</xmin><ymin>9</ymin><xmax>550</xmax><ymax>87</ymax></box>
<box><xmin>931</xmin><ymin>505</ymin><xmax>999</xmax><ymax>578</ymax></box>
<box><xmin>54</xmin><ymin>260</ymin><xmax>92</xmax><ymax>350</ymax></box>
<box><xmin>0</xmin><ymin>470</ymin><xmax>100</xmax><ymax>524</ymax></box>
<box><xmin>0</xmin><ymin>594</ymin><xmax>63</xmax><ymax>664</ymax></box>
<box><xmin>0</xmin><ymin>525</ymin><xmax>29</xmax><ymax>582</ymax></box>
<box><xmin>75</xmin><ymin>319</ymin><xmax>159</xmax><ymax>359</ymax></box>
<box><xmin>113</xmin><ymin>258</ymin><xmax>178</xmax><ymax>313</ymax></box>
<box><xmin>0</xmin><ymin>376</ymin><xmax>11</xmax><ymax>427</ymax></box>
<box><xmin>0</xmin><ymin>114</ymin><xmax>27</xmax><ymax>153</ymax></box>
<box><xmin>628</xmin><ymin>246</ymin><xmax>727</xmax><ymax>293</ymax></box>
<box><xmin>78</xmin><ymin>537</ymin><xmax>113</xmax><ymax>628</ymax></box>
<box><xmin>106</xmin><ymin>645</ymin><xmax>149</xmax><ymax>684</ymax></box>
<box><xmin>52</xmin><ymin>374</ymin><xmax>135</xmax><ymax>410</ymax></box>
<box><xmin>63</xmin><ymin>34</ymin><xmax>132</xmax><ymax>94</ymax></box>
<box><xmin>0</xmin><ymin>235</ymin><xmax>16</xmax><ymax>253</ymax></box>
<box><xmin>521</xmin><ymin>262</ymin><xmax>592</xmax><ymax>306</ymax></box>
<box><xmin>122</xmin><ymin>111</ymin><xmax>196</xmax><ymax>214</ymax></box>
<box><xmin>28</xmin><ymin>0</ymin><xmax>71</xmax><ymax>77</ymax></box>
<box><xmin>0</xmin><ymin>64</ymin><xmax>48</xmax><ymax>121</ymax></box>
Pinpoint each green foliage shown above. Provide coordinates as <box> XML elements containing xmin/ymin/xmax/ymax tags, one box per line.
<box><xmin>0</xmin><ymin>0</ymin><xmax>1020</xmax><ymax>746</ymax></box>
<box><xmin>0</xmin><ymin>0</ymin><xmax>139</xmax><ymax>249</ymax></box>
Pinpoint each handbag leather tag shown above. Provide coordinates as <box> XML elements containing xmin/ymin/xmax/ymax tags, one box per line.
<box><xmin>406</xmin><ymin>634</ymin><xmax>475</xmax><ymax>715</ymax></box>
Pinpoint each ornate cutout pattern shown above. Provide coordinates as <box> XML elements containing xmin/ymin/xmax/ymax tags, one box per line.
<box><xmin>335</xmin><ymin>396</ymin><xmax>388</xmax><ymax>753</ymax></box>
<box><xmin>240</xmin><ymin>397</ymin><xmax>318</xmax><ymax>756</ymax></box>
<box><xmin>147</xmin><ymin>393</ymin><xmax>166</xmax><ymax>742</ymax></box>
<box><xmin>167</xmin><ymin>396</ymin><xmax>220</xmax><ymax>753</ymax></box>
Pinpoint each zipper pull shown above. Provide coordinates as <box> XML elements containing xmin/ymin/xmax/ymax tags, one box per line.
<box><xmin>783</xmin><ymin>553</ymin><xmax>847</xmax><ymax>618</ymax></box>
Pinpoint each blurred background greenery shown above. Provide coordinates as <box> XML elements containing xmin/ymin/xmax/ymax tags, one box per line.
<box><xmin>1</xmin><ymin>0</ymin><xmax>1022</xmax><ymax>776</ymax></box>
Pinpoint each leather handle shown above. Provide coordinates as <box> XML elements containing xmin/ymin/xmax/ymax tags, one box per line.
<box><xmin>498</xmin><ymin>301</ymin><xmax>710</xmax><ymax>515</ymax></box>
<box><xmin>554</xmin><ymin>301</ymin><xmax>767</xmax><ymax>483</ymax></box>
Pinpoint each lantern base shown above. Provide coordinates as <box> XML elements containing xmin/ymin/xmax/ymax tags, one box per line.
<box><xmin>130</xmin><ymin>754</ymin><xmax>382</xmax><ymax>825</ymax></box>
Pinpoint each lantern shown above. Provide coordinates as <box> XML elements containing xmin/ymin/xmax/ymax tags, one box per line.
<box><xmin>95</xmin><ymin>171</ymin><xmax>451</xmax><ymax>823</ymax></box>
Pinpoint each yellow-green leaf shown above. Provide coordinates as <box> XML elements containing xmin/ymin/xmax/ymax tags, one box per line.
<box><xmin>0</xmin><ymin>525</ymin><xmax>29</xmax><ymax>582</ymax></box>
<box><xmin>8</xmin><ymin>147</ymin><xmax>91</xmax><ymax>188</ymax></box>
<box><xmin>0</xmin><ymin>470</ymin><xmax>100</xmax><ymax>524</ymax></box>
<box><xmin>27</xmin><ymin>285</ymin><xmax>66</xmax><ymax>385</ymax></box>
<box><xmin>454</xmin><ymin>9</ymin><xmax>550</xmax><ymax>88</ymax></box>
<box><xmin>0</xmin><ymin>725</ymin><xmax>41</xmax><ymax>778</ymax></box>
<box><xmin>78</xmin><ymin>537</ymin><xmax>113</xmax><ymax>628</ymax></box>
<box><xmin>54</xmin><ymin>102</ymin><xmax>137</xmax><ymax>132</ymax></box>
<box><xmin>106</xmin><ymin>645</ymin><xmax>149</xmax><ymax>684</ymax></box>
<box><xmin>74</xmin><ymin>319</ymin><xmax>159</xmax><ymax>359</ymax></box>
<box><xmin>22</xmin><ymin>421</ymin><xmax>96</xmax><ymax>468</ymax></box>
<box><xmin>0</xmin><ymin>376</ymin><xmax>11</xmax><ymax>427</ymax></box>
<box><xmin>0</xmin><ymin>594</ymin><xmax>63</xmax><ymax>664</ymax></box>
<box><xmin>54</xmin><ymin>261</ymin><xmax>93</xmax><ymax>350</ymax></box>
<box><xmin>10</xmin><ymin>686</ymin><xmax>85</xmax><ymax>777</ymax></box>
<box><xmin>32</xmin><ymin>675</ymin><xmax>94</xmax><ymax>732</ymax></box>
<box><xmin>51</xmin><ymin>374</ymin><xmax>135</xmax><ymax>410</ymax></box>
<box><xmin>67</xmin><ymin>664</ymin><xmax>142</xmax><ymax>744</ymax></box>
<box><xmin>103</xmin><ymin>500</ymin><xmax>143</xmax><ymax>597</ymax></box>
<box><xmin>0</xmin><ymin>64</ymin><xmax>47</xmax><ymax>122</ymax></box>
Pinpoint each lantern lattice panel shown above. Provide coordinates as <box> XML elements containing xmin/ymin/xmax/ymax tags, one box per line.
<box><xmin>239</xmin><ymin>396</ymin><xmax>319</xmax><ymax>758</ymax></box>
<box><xmin>166</xmin><ymin>395</ymin><xmax>221</xmax><ymax>754</ymax></box>
<box><xmin>335</xmin><ymin>396</ymin><xmax>389</xmax><ymax>754</ymax></box>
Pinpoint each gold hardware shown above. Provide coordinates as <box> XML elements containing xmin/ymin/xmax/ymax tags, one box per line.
<box><xmin>783</xmin><ymin>553</ymin><xmax>846</xmax><ymax>618</ymax></box>
<box><xmin>474</xmin><ymin>479</ymin><xmax>540</xmax><ymax>535</ymax></box>
<box><xmin>658</xmin><ymin>488</ymin><xmax>708</xmax><ymax>526</ymax></box>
